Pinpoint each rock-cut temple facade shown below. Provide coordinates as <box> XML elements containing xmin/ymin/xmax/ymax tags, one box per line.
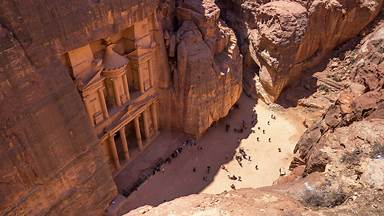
<box><xmin>66</xmin><ymin>17</ymin><xmax>159</xmax><ymax>172</ymax></box>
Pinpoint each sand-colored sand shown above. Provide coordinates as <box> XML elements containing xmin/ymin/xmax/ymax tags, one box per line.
<box><xmin>201</xmin><ymin>98</ymin><xmax>305</xmax><ymax>194</ymax></box>
<box><xmin>118</xmin><ymin>95</ymin><xmax>306</xmax><ymax>213</ymax></box>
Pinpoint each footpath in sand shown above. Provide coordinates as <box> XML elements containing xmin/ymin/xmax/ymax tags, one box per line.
<box><xmin>119</xmin><ymin>95</ymin><xmax>306</xmax><ymax>212</ymax></box>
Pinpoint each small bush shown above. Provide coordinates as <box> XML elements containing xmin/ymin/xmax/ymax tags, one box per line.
<box><xmin>370</xmin><ymin>143</ymin><xmax>384</xmax><ymax>159</ymax></box>
<box><xmin>340</xmin><ymin>149</ymin><xmax>362</xmax><ymax>166</ymax></box>
<box><xmin>303</xmin><ymin>188</ymin><xmax>348</xmax><ymax>208</ymax></box>
<box><xmin>318</xmin><ymin>84</ymin><xmax>330</xmax><ymax>92</ymax></box>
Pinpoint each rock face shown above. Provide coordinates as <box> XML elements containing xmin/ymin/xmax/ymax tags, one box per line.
<box><xmin>292</xmin><ymin>21</ymin><xmax>384</xmax><ymax>176</ymax></box>
<box><xmin>0</xmin><ymin>0</ymin><xmax>242</xmax><ymax>214</ymax></box>
<box><xmin>171</xmin><ymin>0</ymin><xmax>243</xmax><ymax>137</ymax></box>
<box><xmin>0</xmin><ymin>0</ymin><xmax>159</xmax><ymax>215</ymax></box>
<box><xmin>0</xmin><ymin>23</ymin><xmax>118</xmax><ymax>215</ymax></box>
<box><xmin>219</xmin><ymin>0</ymin><xmax>383</xmax><ymax>102</ymax></box>
<box><xmin>0</xmin><ymin>0</ymin><xmax>382</xmax><ymax>215</ymax></box>
<box><xmin>126</xmin><ymin>18</ymin><xmax>384</xmax><ymax>216</ymax></box>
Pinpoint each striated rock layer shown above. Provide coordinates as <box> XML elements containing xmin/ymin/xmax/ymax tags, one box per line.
<box><xmin>219</xmin><ymin>0</ymin><xmax>383</xmax><ymax>102</ymax></box>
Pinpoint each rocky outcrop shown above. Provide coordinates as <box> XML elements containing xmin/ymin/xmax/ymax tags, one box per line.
<box><xmin>219</xmin><ymin>0</ymin><xmax>383</xmax><ymax>102</ymax></box>
<box><xmin>292</xmin><ymin>21</ymin><xmax>384</xmax><ymax>176</ymax></box>
<box><xmin>170</xmin><ymin>0</ymin><xmax>243</xmax><ymax>137</ymax></box>
<box><xmin>126</xmin><ymin>188</ymin><xmax>306</xmax><ymax>216</ymax></box>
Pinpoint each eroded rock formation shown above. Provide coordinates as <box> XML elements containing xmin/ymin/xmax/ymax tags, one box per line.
<box><xmin>219</xmin><ymin>0</ymin><xmax>383</xmax><ymax>102</ymax></box>
<box><xmin>170</xmin><ymin>0</ymin><xmax>243</xmax><ymax>137</ymax></box>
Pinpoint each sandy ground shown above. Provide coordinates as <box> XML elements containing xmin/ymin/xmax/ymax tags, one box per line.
<box><xmin>117</xmin><ymin>94</ymin><xmax>306</xmax><ymax>213</ymax></box>
<box><xmin>201</xmin><ymin>98</ymin><xmax>305</xmax><ymax>194</ymax></box>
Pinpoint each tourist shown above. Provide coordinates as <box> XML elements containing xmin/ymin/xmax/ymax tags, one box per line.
<box><xmin>255</xmin><ymin>165</ymin><xmax>259</xmax><ymax>170</ymax></box>
<box><xmin>268</xmin><ymin>138</ymin><xmax>271</xmax><ymax>142</ymax></box>
<box><xmin>278</xmin><ymin>148</ymin><xmax>281</xmax><ymax>152</ymax></box>
<box><xmin>228</xmin><ymin>175</ymin><xmax>237</xmax><ymax>180</ymax></box>
<box><xmin>221</xmin><ymin>165</ymin><xmax>229</xmax><ymax>172</ymax></box>
<box><xmin>231</xmin><ymin>184</ymin><xmax>236</xmax><ymax>190</ymax></box>
<box><xmin>235</xmin><ymin>156</ymin><xmax>243</xmax><ymax>167</ymax></box>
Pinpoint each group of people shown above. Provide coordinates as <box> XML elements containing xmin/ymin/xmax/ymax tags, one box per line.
<box><xmin>224</xmin><ymin>111</ymin><xmax>287</xmax><ymax>190</ymax></box>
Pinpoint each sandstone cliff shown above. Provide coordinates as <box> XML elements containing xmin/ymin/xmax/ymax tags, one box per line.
<box><xmin>0</xmin><ymin>0</ymin><xmax>160</xmax><ymax>215</ymax></box>
<box><xmin>170</xmin><ymin>0</ymin><xmax>243</xmax><ymax>137</ymax></box>
<box><xmin>0</xmin><ymin>0</ymin><xmax>383</xmax><ymax>215</ymax></box>
<box><xmin>125</xmin><ymin>13</ymin><xmax>384</xmax><ymax>216</ymax></box>
<box><xmin>0</xmin><ymin>0</ymin><xmax>242</xmax><ymax>214</ymax></box>
<box><xmin>219</xmin><ymin>0</ymin><xmax>383</xmax><ymax>102</ymax></box>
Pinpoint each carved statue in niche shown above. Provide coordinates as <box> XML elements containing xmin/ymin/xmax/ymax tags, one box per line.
<box><xmin>101</xmin><ymin>39</ymin><xmax>130</xmax><ymax>107</ymax></box>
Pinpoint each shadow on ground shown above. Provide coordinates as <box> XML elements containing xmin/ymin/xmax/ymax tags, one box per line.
<box><xmin>113</xmin><ymin>94</ymin><xmax>257</xmax><ymax>214</ymax></box>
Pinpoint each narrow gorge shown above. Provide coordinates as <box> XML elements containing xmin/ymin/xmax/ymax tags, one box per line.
<box><xmin>0</xmin><ymin>0</ymin><xmax>383</xmax><ymax>215</ymax></box>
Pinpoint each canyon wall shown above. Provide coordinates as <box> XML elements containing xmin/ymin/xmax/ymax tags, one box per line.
<box><xmin>126</xmin><ymin>17</ymin><xmax>384</xmax><ymax>216</ymax></box>
<box><xmin>0</xmin><ymin>0</ymin><xmax>242</xmax><ymax>214</ymax></box>
<box><xmin>169</xmin><ymin>0</ymin><xmax>243</xmax><ymax>137</ymax></box>
<box><xmin>0</xmin><ymin>0</ymin><xmax>160</xmax><ymax>215</ymax></box>
<box><xmin>0</xmin><ymin>0</ymin><xmax>381</xmax><ymax>214</ymax></box>
<box><xmin>219</xmin><ymin>0</ymin><xmax>383</xmax><ymax>102</ymax></box>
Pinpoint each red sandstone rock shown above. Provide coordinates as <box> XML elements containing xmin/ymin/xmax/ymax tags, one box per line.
<box><xmin>1</xmin><ymin>0</ymin><xmax>383</xmax><ymax>215</ymax></box>
<box><xmin>171</xmin><ymin>0</ymin><xmax>243</xmax><ymax>137</ymax></box>
<box><xmin>124</xmin><ymin>18</ymin><xmax>384</xmax><ymax>216</ymax></box>
<box><xmin>221</xmin><ymin>0</ymin><xmax>383</xmax><ymax>102</ymax></box>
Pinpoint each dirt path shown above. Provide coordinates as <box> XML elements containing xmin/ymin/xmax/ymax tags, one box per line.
<box><xmin>118</xmin><ymin>95</ymin><xmax>305</xmax><ymax>213</ymax></box>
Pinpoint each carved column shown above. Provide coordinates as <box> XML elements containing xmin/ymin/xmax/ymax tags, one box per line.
<box><xmin>138</xmin><ymin>68</ymin><xmax>145</xmax><ymax>93</ymax></box>
<box><xmin>83</xmin><ymin>99</ymin><xmax>95</xmax><ymax>126</ymax></box>
<box><xmin>134</xmin><ymin>116</ymin><xmax>144</xmax><ymax>150</ymax></box>
<box><xmin>143</xmin><ymin>110</ymin><xmax>151</xmax><ymax>139</ymax></box>
<box><xmin>119</xmin><ymin>127</ymin><xmax>130</xmax><ymax>160</ymax></box>
<box><xmin>148</xmin><ymin>60</ymin><xmax>154</xmax><ymax>88</ymax></box>
<box><xmin>98</xmin><ymin>89</ymin><xmax>109</xmax><ymax>119</ymax></box>
<box><xmin>112</xmin><ymin>78</ymin><xmax>122</xmax><ymax>106</ymax></box>
<box><xmin>122</xmin><ymin>73</ymin><xmax>130</xmax><ymax>101</ymax></box>
<box><xmin>151</xmin><ymin>102</ymin><xmax>158</xmax><ymax>132</ymax></box>
<box><xmin>108</xmin><ymin>135</ymin><xmax>120</xmax><ymax>169</ymax></box>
